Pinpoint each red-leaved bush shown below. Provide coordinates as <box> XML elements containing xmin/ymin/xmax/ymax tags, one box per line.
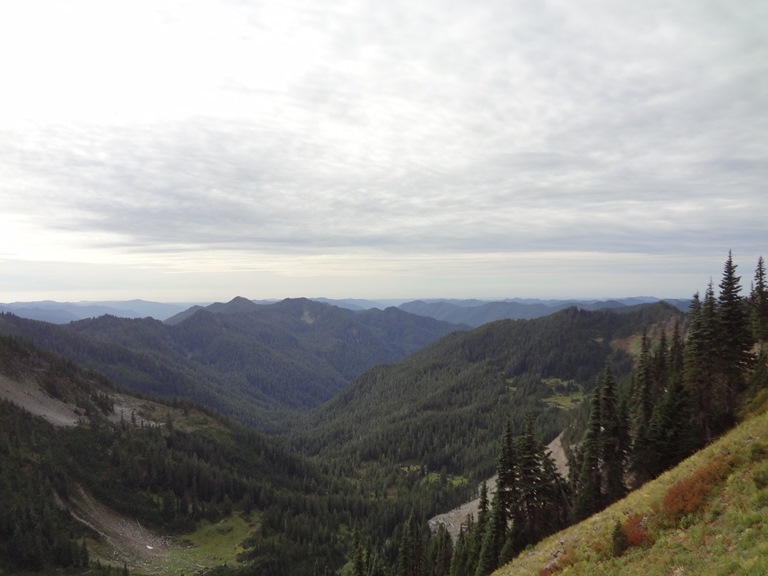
<box><xmin>622</xmin><ymin>513</ymin><xmax>653</xmax><ymax>548</ymax></box>
<box><xmin>662</xmin><ymin>455</ymin><xmax>733</xmax><ymax>523</ymax></box>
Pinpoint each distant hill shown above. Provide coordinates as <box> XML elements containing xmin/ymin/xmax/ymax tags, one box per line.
<box><xmin>398</xmin><ymin>297</ymin><xmax>690</xmax><ymax>327</ymax></box>
<box><xmin>290</xmin><ymin>302</ymin><xmax>684</xmax><ymax>481</ymax></box>
<box><xmin>0</xmin><ymin>299</ymin><xmax>192</xmax><ymax>323</ymax></box>
<box><xmin>0</xmin><ymin>298</ymin><xmax>464</xmax><ymax>431</ymax></box>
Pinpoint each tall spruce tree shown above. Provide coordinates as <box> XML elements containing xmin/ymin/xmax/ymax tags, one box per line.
<box><xmin>474</xmin><ymin>493</ymin><xmax>506</xmax><ymax>576</ymax></box>
<box><xmin>750</xmin><ymin>256</ymin><xmax>768</xmax><ymax>352</ymax></box>
<box><xmin>397</xmin><ymin>512</ymin><xmax>422</xmax><ymax>576</ymax></box>
<box><xmin>599</xmin><ymin>363</ymin><xmax>627</xmax><ymax>505</ymax></box>
<box><xmin>574</xmin><ymin>386</ymin><xmax>602</xmax><ymax>520</ymax></box>
<box><xmin>717</xmin><ymin>251</ymin><xmax>753</xmax><ymax>402</ymax></box>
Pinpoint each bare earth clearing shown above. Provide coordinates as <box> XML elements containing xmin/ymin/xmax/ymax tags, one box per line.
<box><xmin>0</xmin><ymin>373</ymin><xmax>83</xmax><ymax>426</ymax></box>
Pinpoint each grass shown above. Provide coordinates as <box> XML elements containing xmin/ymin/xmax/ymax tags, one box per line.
<box><xmin>542</xmin><ymin>392</ymin><xmax>585</xmax><ymax>410</ymax></box>
<box><xmin>494</xmin><ymin>407</ymin><xmax>768</xmax><ymax>576</ymax></box>
<box><xmin>541</xmin><ymin>378</ymin><xmax>583</xmax><ymax>410</ymax></box>
<box><xmin>161</xmin><ymin>515</ymin><xmax>257</xmax><ymax>575</ymax></box>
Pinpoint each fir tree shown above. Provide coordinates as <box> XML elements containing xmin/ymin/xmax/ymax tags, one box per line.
<box><xmin>750</xmin><ymin>256</ymin><xmax>768</xmax><ymax>355</ymax></box>
<box><xmin>600</xmin><ymin>363</ymin><xmax>626</xmax><ymax>505</ymax></box>
<box><xmin>717</xmin><ymin>250</ymin><xmax>753</xmax><ymax>399</ymax></box>
<box><xmin>474</xmin><ymin>493</ymin><xmax>505</xmax><ymax>576</ymax></box>
<box><xmin>397</xmin><ymin>512</ymin><xmax>422</xmax><ymax>576</ymax></box>
<box><xmin>574</xmin><ymin>385</ymin><xmax>602</xmax><ymax>520</ymax></box>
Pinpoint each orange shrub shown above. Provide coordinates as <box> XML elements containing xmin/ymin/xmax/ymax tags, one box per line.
<box><xmin>622</xmin><ymin>513</ymin><xmax>653</xmax><ymax>548</ymax></box>
<box><xmin>662</xmin><ymin>455</ymin><xmax>733</xmax><ymax>523</ymax></box>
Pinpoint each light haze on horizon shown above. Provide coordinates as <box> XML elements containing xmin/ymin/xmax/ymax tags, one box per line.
<box><xmin>1</xmin><ymin>0</ymin><xmax>766</xmax><ymax>303</ymax></box>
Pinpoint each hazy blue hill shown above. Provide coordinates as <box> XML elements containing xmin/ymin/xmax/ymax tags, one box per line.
<box><xmin>398</xmin><ymin>297</ymin><xmax>690</xmax><ymax>327</ymax></box>
<box><xmin>0</xmin><ymin>300</ymin><xmax>190</xmax><ymax>323</ymax></box>
<box><xmin>398</xmin><ymin>299</ymin><xmax>570</xmax><ymax>326</ymax></box>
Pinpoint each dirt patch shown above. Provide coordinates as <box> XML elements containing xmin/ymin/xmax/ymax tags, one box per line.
<box><xmin>0</xmin><ymin>374</ymin><xmax>83</xmax><ymax>427</ymax></box>
<box><xmin>68</xmin><ymin>484</ymin><xmax>177</xmax><ymax>573</ymax></box>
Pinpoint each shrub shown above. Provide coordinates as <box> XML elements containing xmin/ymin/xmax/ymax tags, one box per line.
<box><xmin>622</xmin><ymin>513</ymin><xmax>653</xmax><ymax>549</ymax></box>
<box><xmin>662</xmin><ymin>455</ymin><xmax>733</xmax><ymax>524</ymax></box>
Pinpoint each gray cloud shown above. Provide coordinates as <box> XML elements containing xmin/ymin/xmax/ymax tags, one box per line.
<box><xmin>1</xmin><ymin>0</ymin><xmax>766</xmax><ymax>299</ymax></box>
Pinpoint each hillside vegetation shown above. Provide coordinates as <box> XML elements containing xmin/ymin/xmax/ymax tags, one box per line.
<box><xmin>495</xmin><ymin>399</ymin><xmax>768</xmax><ymax>576</ymax></box>
<box><xmin>291</xmin><ymin>302</ymin><xmax>683</xmax><ymax>481</ymax></box>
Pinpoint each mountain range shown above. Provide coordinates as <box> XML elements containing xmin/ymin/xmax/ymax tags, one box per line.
<box><xmin>0</xmin><ymin>296</ymin><xmax>690</xmax><ymax>326</ymax></box>
<box><xmin>1</xmin><ymin>278</ymin><xmax>761</xmax><ymax>576</ymax></box>
<box><xmin>0</xmin><ymin>297</ymin><xmax>462</xmax><ymax>432</ymax></box>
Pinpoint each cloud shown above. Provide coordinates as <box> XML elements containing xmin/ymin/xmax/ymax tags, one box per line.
<box><xmin>0</xmin><ymin>0</ymin><xmax>766</xmax><ymax>300</ymax></box>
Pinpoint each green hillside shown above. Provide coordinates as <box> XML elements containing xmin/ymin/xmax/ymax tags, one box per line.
<box><xmin>495</xmin><ymin>397</ymin><xmax>768</xmax><ymax>576</ymax></box>
<box><xmin>291</xmin><ymin>303</ymin><xmax>683</xmax><ymax>481</ymax></box>
<box><xmin>0</xmin><ymin>335</ymin><xmax>349</xmax><ymax>574</ymax></box>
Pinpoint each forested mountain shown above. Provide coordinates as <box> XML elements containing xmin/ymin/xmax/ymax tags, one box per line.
<box><xmin>290</xmin><ymin>302</ymin><xmax>684</xmax><ymax>483</ymax></box>
<box><xmin>0</xmin><ymin>335</ymin><xmax>325</xmax><ymax>573</ymax></box>
<box><xmin>398</xmin><ymin>298</ymin><xmax>690</xmax><ymax>327</ymax></box>
<box><xmin>0</xmin><ymin>297</ymin><xmax>462</xmax><ymax>432</ymax></box>
<box><xmin>376</xmin><ymin>252</ymin><xmax>768</xmax><ymax>576</ymax></box>
<box><xmin>1</xmin><ymin>254</ymin><xmax>765</xmax><ymax>576</ymax></box>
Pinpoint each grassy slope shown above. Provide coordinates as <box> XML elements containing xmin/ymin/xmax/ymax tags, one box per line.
<box><xmin>495</xmin><ymin>399</ymin><xmax>768</xmax><ymax>576</ymax></box>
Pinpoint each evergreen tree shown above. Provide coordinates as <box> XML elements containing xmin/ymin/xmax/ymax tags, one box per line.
<box><xmin>469</xmin><ymin>482</ymin><xmax>489</xmax><ymax>569</ymax></box>
<box><xmin>647</xmin><ymin>370</ymin><xmax>696</xmax><ymax>475</ymax></box>
<box><xmin>496</xmin><ymin>421</ymin><xmax>517</xmax><ymax>521</ymax></box>
<box><xmin>599</xmin><ymin>364</ymin><xmax>626</xmax><ymax>505</ymax></box>
<box><xmin>397</xmin><ymin>512</ymin><xmax>422</xmax><ymax>576</ymax></box>
<box><xmin>750</xmin><ymin>256</ymin><xmax>768</xmax><ymax>392</ymax></box>
<box><xmin>717</xmin><ymin>251</ymin><xmax>753</xmax><ymax>401</ymax></box>
<box><xmin>449</xmin><ymin>528</ymin><xmax>471</xmax><ymax>576</ymax></box>
<box><xmin>684</xmin><ymin>284</ymin><xmax>720</xmax><ymax>443</ymax></box>
<box><xmin>429</xmin><ymin>523</ymin><xmax>453</xmax><ymax>576</ymax></box>
<box><xmin>630</xmin><ymin>329</ymin><xmax>654</xmax><ymax>432</ymax></box>
<box><xmin>574</xmin><ymin>385</ymin><xmax>602</xmax><ymax>520</ymax></box>
<box><xmin>474</xmin><ymin>493</ymin><xmax>505</xmax><ymax>576</ymax></box>
<box><xmin>653</xmin><ymin>327</ymin><xmax>669</xmax><ymax>395</ymax></box>
<box><xmin>751</xmin><ymin>256</ymin><xmax>768</xmax><ymax>350</ymax></box>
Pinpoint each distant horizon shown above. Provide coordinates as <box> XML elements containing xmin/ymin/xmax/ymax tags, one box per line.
<box><xmin>1</xmin><ymin>294</ymin><xmax>692</xmax><ymax>307</ymax></box>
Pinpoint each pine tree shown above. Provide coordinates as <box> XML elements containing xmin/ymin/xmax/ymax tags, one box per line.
<box><xmin>474</xmin><ymin>493</ymin><xmax>505</xmax><ymax>576</ymax></box>
<box><xmin>631</xmin><ymin>329</ymin><xmax>654</xmax><ymax>431</ymax></box>
<box><xmin>397</xmin><ymin>512</ymin><xmax>422</xmax><ymax>576</ymax></box>
<box><xmin>574</xmin><ymin>386</ymin><xmax>602</xmax><ymax>520</ymax></box>
<box><xmin>684</xmin><ymin>284</ymin><xmax>720</xmax><ymax>443</ymax></box>
<box><xmin>653</xmin><ymin>327</ymin><xmax>669</xmax><ymax>395</ymax></box>
<box><xmin>469</xmin><ymin>482</ymin><xmax>489</xmax><ymax>569</ymax></box>
<box><xmin>449</xmin><ymin>528</ymin><xmax>471</xmax><ymax>576</ymax></box>
<box><xmin>600</xmin><ymin>363</ymin><xmax>626</xmax><ymax>505</ymax></box>
<box><xmin>717</xmin><ymin>251</ymin><xmax>753</xmax><ymax>400</ymax></box>
<box><xmin>496</xmin><ymin>421</ymin><xmax>517</xmax><ymax>520</ymax></box>
<box><xmin>750</xmin><ymin>256</ymin><xmax>768</xmax><ymax>353</ymax></box>
<box><xmin>429</xmin><ymin>524</ymin><xmax>453</xmax><ymax>576</ymax></box>
<box><xmin>750</xmin><ymin>256</ymin><xmax>768</xmax><ymax>392</ymax></box>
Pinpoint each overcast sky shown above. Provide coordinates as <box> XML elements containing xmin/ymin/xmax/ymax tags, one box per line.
<box><xmin>1</xmin><ymin>0</ymin><xmax>766</xmax><ymax>303</ymax></box>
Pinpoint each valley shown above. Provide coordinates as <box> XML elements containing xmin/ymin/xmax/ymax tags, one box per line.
<box><xmin>0</xmin><ymin>255</ymin><xmax>766</xmax><ymax>576</ymax></box>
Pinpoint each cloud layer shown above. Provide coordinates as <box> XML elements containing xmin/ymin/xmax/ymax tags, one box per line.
<box><xmin>1</xmin><ymin>0</ymin><xmax>766</xmax><ymax>300</ymax></box>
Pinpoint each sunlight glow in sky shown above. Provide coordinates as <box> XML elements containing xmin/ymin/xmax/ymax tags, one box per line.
<box><xmin>1</xmin><ymin>0</ymin><xmax>766</xmax><ymax>302</ymax></box>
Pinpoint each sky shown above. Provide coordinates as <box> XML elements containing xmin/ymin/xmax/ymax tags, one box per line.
<box><xmin>1</xmin><ymin>0</ymin><xmax>766</xmax><ymax>303</ymax></box>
